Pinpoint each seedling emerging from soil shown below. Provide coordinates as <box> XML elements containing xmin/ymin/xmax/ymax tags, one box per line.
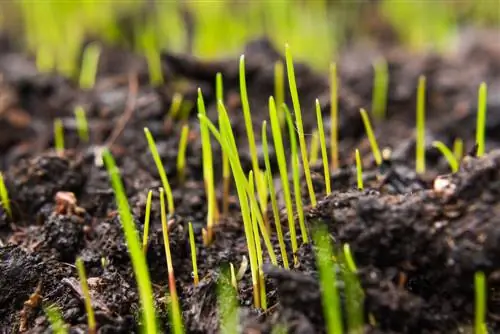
<box><xmin>0</xmin><ymin>172</ymin><xmax>12</xmax><ymax>218</ymax></box>
<box><xmin>269</xmin><ymin>97</ymin><xmax>298</xmax><ymax>265</ymax></box>
<box><xmin>372</xmin><ymin>58</ymin><xmax>389</xmax><ymax>120</ymax></box>
<box><xmin>216</xmin><ymin>73</ymin><xmax>231</xmax><ymax>217</ymax></box>
<box><xmin>342</xmin><ymin>244</ymin><xmax>364</xmax><ymax>333</ymax></box>
<box><xmin>355</xmin><ymin>149</ymin><xmax>364</xmax><ymax>190</ymax></box>
<box><xmin>359</xmin><ymin>109</ymin><xmax>382</xmax><ymax>165</ymax></box>
<box><xmin>330</xmin><ymin>63</ymin><xmax>339</xmax><ymax>171</ymax></box>
<box><xmin>177</xmin><ymin>124</ymin><xmax>190</xmax><ymax>183</ymax></box>
<box><xmin>168</xmin><ymin>93</ymin><xmax>184</xmax><ymax>121</ymax></box>
<box><xmin>474</xmin><ymin>271</ymin><xmax>487</xmax><ymax>334</ymax></box>
<box><xmin>54</xmin><ymin>119</ymin><xmax>64</xmax><ymax>156</ymax></box>
<box><xmin>316</xmin><ymin>99</ymin><xmax>331</xmax><ymax>195</ymax></box>
<box><xmin>75</xmin><ymin>258</ymin><xmax>96</xmax><ymax>334</ymax></box>
<box><xmin>313</xmin><ymin>226</ymin><xmax>343</xmax><ymax>334</ymax></box>
<box><xmin>343</xmin><ymin>244</ymin><xmax>357</xmax><ymax>273</ymax></box>
<box><xmin>309</xmin><ymin>130</ymin><xmax>320</xmax><ymax>165</ymax></box>
<box><xmin>476</xmin><ymin>82</ymin><xmax>488</xmax><ymax>157</ymax></box>
<box><xmin>79</xmin><ymin>42</ymin><xmax>101</xmax><ymax>90</ymax></box>
<box><xmin>159</xmin><ymin>188</ymin><xmax>184</xmax><ymax>334</ymax></box>
<box><xmin>284</xmin><ymin>105</ymin><xmax>309</xmax><ymax>244</ymax></box>
<box><xmin>432</xmin><ymin>141</ymin><xmax>459</xmax><ymax>173</ymax></box>
<box><xmin>230</xmin><ymin>263</ymin><xmax>237</xmax><ymax>290</ymax></box>
<box><xmin>218</xmin><ymin>267</ymin><xmax>239</xmax><ymax>334</ymax></box>
<box><xmin>188</xmin><ymin>222</ymin><xmax>199</xmax><ymax>286</ymax></box>
<box><xmin>142</xmin><ymin>190</ymin><xmax>153</xmax><ymax>255</ymax></box>
<box><xmin>74</xmin><ymin>106</ymin><xmax>89</xmax><ymax>143</ymax></box>
<box><xmin>416</xmin><ymin>75</ymin><xmax>426</xmax><ymax>174</ymax></box>
<box><xmin>274</xmin><ymin>60</ymin><xmax>285</xmax><ymax>127</ymax></box>
<box><xmin>453</xmin><ymin>138</ymin><xmax>463</xmax><ymax>161</ymax></box>
<box><xmin>285</xmin><ymin>44</ymin><xmax>317</xmax><ymax>206</ymax></box>
<box><xmin>44</xmin><ymin>305</ymin><xmax>68</xmax><ymax>334</ymax></box>
<box><xmin>198</xmin><ymin>89</ymin><xmax>218</xmax><ymax>243</ymax></box>
<box><xmin>103</xmin><ymin>149</ymin><xmax>157</xmax><ymax>333</ymax></box>
<box><xmin>144</xmin><ymin>128</ymin><xmax>174</xmax><ymax>215</ymax></box>
<box><xmin>262</xmin><ymin>121</ymin><xmax>289</xmax><ymax>269</ymax></box>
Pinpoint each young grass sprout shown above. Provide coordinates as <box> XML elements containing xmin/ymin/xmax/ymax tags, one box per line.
<box><xmin>54</xmin><ymin>118</ymin><xmax>64</xmax><ymax>156</ymax></box>
<box><xmin>188</xmin><ymin>222</ymin><xmax>199</xmax><ymax>286</ymax></box>
<box><xmin>342</xmin><ymin>244</ymin><xmax>364</xmax><ymax>334</ymax></box>
<box><xmin>432</xmin><ymin>141</ymin><xmax>459</xmax><ymax>173</ymax></box>
<box><xmin>476</xmin><ymin>82</ymin><xmax>488</xmax><ymax>157</ymax></box>
<box><xmin>285</xmin><ymin>44</ymin><xmax>317</xmax><ymax>206</ymax></box>
<box><xmin>218</xmin><ymin>266</ymin><xmax>239</xmax><ymax>334</ymax></box>
<box><xmin>453</xmin><ymin>138</ymin><xmax>463</xmax><ymax>161</ymax></box>
<box><xmin>103</xmin><ymin>149</ymin><xmax>157</xmax><ymax>333</ymax></box>
<box><xmin>372</xmin><ymin>58</ymin><xmax>389</xmax><ymax>120</ymax></box>
<box><xmin>355</xmin><ymin>149</ymin><xmax>364</xmax><ymax>190</ymax></box>
<box><xmin>142</xmin><ymin>190</ymin><xmax>153</xmax><ymax>255</ymax></box>
<box><xmin>44</xmin><ymin>305</ymin><xmax>68</xmax><ymax>334</ymax></box>
<box><xmin>274</xmin><ymin>60</ymin><xmax>285</xmax><ymax>127</ymax></box>
<box><xmin>474</xmin><ymin>271</ymin><xmax>487</xmax><ymax>334</ymax></box>
<box><xmin>75</xmin><ymin>258</ymin><xmax>96</xmax><ymax>334</ymax></box>
<box><xmin>316</xmin><ymin>99</ymin><xmax>331</xmax><ymax>195</ymax></box>
<box><xmin>416</xmin><ymin>75</ymin><xmax>426</xmax><ymax>174</ymax></box>
<box><xmin>0</xmin><ymin>172</ymin><xmax>12</xmax><ymax>218</ymax></box>
<box><xmin>177</xmin><ymin>124</ymin><xmax>190</xmax><ymax>183</ymax></box>
<box><xmin>74</xmin><ymin>105</ymin><xmax>89</xmax><ymax>143</ymax></box>
<box><xmin>144</xmin><ymin>127</ymin><xmax>174</xmax><ymax>215</ymax></box>
<box><xmin>168</xmin><ymin>93</ymin><xmax>184</xmax><ymax>121</ymax></box>
<box><xmin>79</xmin><ymin>42</ymin><xmax>101</xmax><ymax>90</ymax></box>
<box><xmin>216</xmin><ymin>73</ymin><xmax>231</xmax><ymax>216</ymax></box>
<box><xmin>330</xmin><ymin>63</ymin><xmax>339</xmax><ymax>170</ymax></box>
<box><xmin>359</xmin><ymin>109</ymin><xmax>382</xmax><ymax>166</ymax></box>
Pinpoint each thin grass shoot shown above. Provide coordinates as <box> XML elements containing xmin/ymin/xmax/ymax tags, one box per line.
<box><xmin>216</xmin><ymin>75</ymin><xmax>231</xmax><ymax>216</ymax></box>
<box><xmin>79</xmin><ymin>42</ymin><xmax>101</xmax><ymax>89</ymax></box>
<box><xmin>44</xmin><ymin>305</ymin><xmax>68</xmax><ymax>334</ymax></box>
<box><xmin>432</xmin><ymin>141</ymin><xmax>459</xmax><ymax>173</ymax></box>
<box><xmin>316</xmin><ymin>99</ymin><xmax>331</xmax><ymax>195</ymax></box>
<box><xmin>188</xmin><ymin>222</ymin><xmax>199</xmax><ymax>286</ymax></box>
<box><xmin>342</xmin><ymin>244</ymin><xmax>364</xmax><ymax>334</ymax></box>
<box><xmin>416</xmin><ymin>75</ymin><xmax>426</xmax><ymax>174</ymax></box>
<box><xmin>75</xmin><ymin>258</ymin><xmax>96</xmax><ymax>334</ymax></box>
<box><xmin>168</xmin><ymin>93</ymin><xmax>184</xmax><ymax>121</ymax></box>
<box><xmin>372</xmin><ymin>58</ymin><xmax>389</xmax><ymax>120</ymax></box>
<box><xmin>476</xmin><ymin>82</ymin><xmax>488</xmax><ymax>157</ymax></box>
<box><xmin>142</xmin><ymin>190</ymin><xmax>153</xmax><ymax>255</ymax></box>
<box><xmin>74</xmin><ymin>105</ymin><xmax>89</xmax><ymax>143</ymax></box>
<box><xmin>453</xmin><ymin>138</ymin><xmax>463</xmax><ymax>162</ymax></box>
<box><xmin>355</xmin><ymin>149</ymin><xmax>363</xmax><ymax>190</ymax></box>
<box><xmin>274</xmin><ymin>60</ymin><xmax>285</xmax><ymax>127</ymax></box>
<box><xmin>0</xmin><ymin>172</ymin><xmax>12</xmax><ymax>218</ymax></box>
<box><xmin>330</xmin><ymin>63</ymin><xmax>339</xmax><ymax>170</ymax></box>
<box><xmin>359</xmin><ymin>109</ymin><xmax>382</xmax><ymax>165</ymax></box>
<box><xmin>54</xmin><ymin>118</ymin><xmax>64</xmax><ymax>156</ymax></box>
<box><xmin>474</xmin><ymin>271</ymin><xmax>487</xmax><ymax>334</ymax></box>
<box><xmin>177</xmin><ymin>124</ymin><xmax>190</xmax><ymax>183</ymax></box>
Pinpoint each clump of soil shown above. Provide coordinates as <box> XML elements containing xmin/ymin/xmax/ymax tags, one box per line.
<box><xmin>1</xmin><ymin>29</ymin><xmax>500</xmax><ymax>333</ymax></box>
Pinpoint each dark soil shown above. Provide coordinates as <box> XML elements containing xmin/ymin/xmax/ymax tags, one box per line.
<box><xmin>1</xmin><ymin>29</ymin><xmax>500</xmax><ymax>334</ymax></box>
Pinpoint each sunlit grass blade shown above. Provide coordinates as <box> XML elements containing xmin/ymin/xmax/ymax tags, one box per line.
<box><xmin>359</xmin><ymin>109</ymin><xmax>382</xmax><ymax>166</ymax></box>
<box><xmin>274</xmin><ymin>60</ymin><xmax>285</xmax><ymax>128</ymax></box>
<box><xmin>309</xmin><ymin>130</ymin><xmax>320</xmax><ymax>165</ymax></box>
<box><xmin>262</xmin><ymin>121</ymin><xmax>289</xmax><ymax>269</ymax></box>
<box><xmin>330</xmin><ymin>63</ymin><xmax>339</xmax><ymax>171</ymax></box>
<box><xmin>168</xmin><ymin>93</ymin><xmax>184</xmax><ymax>121</ymax></box>
<box><xmin>453</xmin><ymin>138</ymin><xmax>463</xmax><ymax>162</ymax></box>
<box><xmin>474</xmin><ymin>271</ymin><xmax>487</xmax><ymax>334</ymax></box>
<box><xmin>79</xmin><ymin>42</ymin><xmax>101</xmax><ymax>89</ymax></box>
<box><xmin>75</xmin><ymin>258</ymin><xmax>96</xmax><ymax>334</ymax></box>
<box><xmin>476</xmin><ymin>82</ymin><xmax>488</xmax><ymax>157</ymax></box>
<box><xmin>432</xmin><ymin>141</ymin><xmax>459</xmax><ymax>173</ymax></box>
<box><xmin>416</xmin><ymin>75</ymin><xmax>426</xmax><ymax>174</ymax></box>
<box><xmin>313</xmin><ymin>226</ymin><xmax>343</xmax><ymax>334</ymax></box>
<box><xmin>372</xmin><ymin>58</ymin><xmax>389</xmax><ymax>120</ymax></box>
<box><xmin>142</xmin><ymin>190</ymin><xmax>153</xmax><ymax>255</ymax></box>
<box><xmin>160</xmin><ymin>188</ymin><xmax>184</xmax><ymax>334</ymax></box>
<box><xmin>355</xmin><ymin>149</ymin><xmax>363</xmax><ymax>190</ymax></box>
<box><xmin>74</xmin><ymin>106</ymin><xmax>89</xmax><ymax>143</ymax></box>
<box><xmin>285</xmin><ymin>44</ymin><xmax>317</xmax><ymax>206</ymax></box>
<box><xmin>0</xmin><ymin>172</ymin><xmax>12</xmax><ymax>218</ymax></box>
<box><xmin>268</xmin><ymin>97</ymin><xmax>298</xmax><ymax>265</ymax></box>
<box><xmin>342</xmin><ymin>244</ymin><xmax>364</xmax><ymax>334</ymax></box>
<box><xmin>54</xmin><ymin>118</ymin><xmax>64</xmax><ymax>156</ymax></box>
<box><xmin>144</xmin><ymin>127</ymin><xmax>174</xmax><ymax>215</ymax></box>
<box><xmin>188</xmin><ymin>222</ymin><xmax>199</xmax><ymax>286</ymax></box>
<box><xmin>218</xmin><ymin>266</ymin><xmax>239</xmax><ymax>334</ymax></box>
<box><xmin>316</xmin><ymin>99</ymin><xmax>331</xmax><ymax>195</ymax></box>
<box><xmin>102</xmin><ymin>150</ymin><xmax>157</xmax><ymax>333</ymax></box>
<box><xmin>284</xmin><ymin>105</ymin><xmax>308</xmax><ymax>244</ymax></box>
<box><xmin>216</xmin><ymin>73</ymin><xmax>231</xmax><ymax>217</ymax></box>
<box><xmin>44</xmin><ymin>305</ymin><xmax>68</xmax><ymax>334</ymax></box>
<box><xmin>177</xmin><ymin>124</ymin><xmax>190</xmax><ymax>183</ymax></box>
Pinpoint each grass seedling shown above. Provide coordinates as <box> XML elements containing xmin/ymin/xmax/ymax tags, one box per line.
<box><xmin>313</xmin><ymin>226</ymin><xmax>343</xmax><ymax>334</ymax></box>
<box><xmin>316</xmin><ymin>99</ymin><xmax>331</xmax><ymax>195</ymax></box>
<box><xmin>168</xmin><ymin>93</ymin><xmax>184</xmax><ymax>121</ymax></box>
<box><xmin>432</xmin><ymin>141</ymin><xmax>459</xmax><ymax>173</ymax></box>
<box><xmin>453</xmin><ymin>138</ymin><xmax>463</xmax><ymax>162</ymax></box>
<box><xmin>343</xmin><ymin>244</ymin><xmax>357</xmax><ymax>273</ymax></box>
<box><xmin>75</xmin><ymin>258</ymin><xmax>96</xmax><ymax>334</ymax></box>
<box><xmin>342</xmin><ymin>244</ymin><xmax>364</xmax><ymax>334</ymax></box>
<box><xmin>372</xmin><ymin>58</ymin><xmax>389</xmax><ymax>120</ymax></box>
<box><xmin>285</xmin><ymin>44</ymin><xmax>317</xmax><ymax>206</ymax></box>
<box><xmin>54</xmin><ymin>118</ymin><xmax>64</xmax><ymax>156</ymax></box>
<box><xmin>198</xmin><ymin>109</ymin><xmax>259</xmax><ymax>307</ymax></box>
<box><xmin>239</xmin><ymin>55</ymin><xmax>267</xmax><ymax>214</ymax></box>
<box><xmin>218</xmin><ymin>266</ymin><xmax>239</xmax><ymax>334</ymax></box>
<box><xmin>79</xmin><ymin>42</ymin><xmax>101</xmax><ymax>90</ymax></box>
<box><xmin>44</xmin><ymin>305</ymin><xmax>68</xmax><ymax>334</ymax></box>
<box><xmin>144</xmin><ymin>128</ymin><xmax>174</xmax><ymax>215</ymax></box>
<box><xmin>230</xmin><ymin>263</ymin><xmax>237</xmax><ymax>290</ymax></box>
<box><xmin>274</xmin><ymin>60</ymin><xmax>285</xmax><ymax>127</ymax></box>
<box><xmin>216</xmin><ymin>73</ymin><xmax>231</xmax><ymax>217</ymax></box>
<box><xmin>198</xmin><ymin>89</ymin><xmax>218</xmax><ymax>243</ymax></box>
<box><xmin>284</xmin><ymin>105</ymin><xmax>308</xmax><ymax>244</ymax></box>
<box><xmin>262</xmin><ymin>121</ymin><xmax>289</xmax><ymax>269</ymax></box>
<box><xmin>268</xmin><ymin>97</ymin><xmax>298</xmax><ymax>265</ymax></box>
<box><xmin>355</xmin><ymin>149</ymin><xmax>364</xmax><ymax>190</ymax></box>
<box><xmin>142</xmin><ymin>190</ymin><xmax>153</xmax><ymax>255</ymax></box>
<box><xmin>309</xmin><ymin>130</ymin><xmax>320</xmax><ymax>165</ymax></box>
<box><xmin>474</xmin><ymin>271</ymin><xmax>487</xmax><ymax>334</ymax></box>
<box><xmin>476</xmin><ymin>82</ymin><xmax>488</xmax><ymax>157</ymax></box>
<box><xmin>416</xmin><ymin>75</ymin><xmax>426</xmax><ymax>174</ymax></box>
<box><xmin>74</xmin><ymin>105</ymin><xmax>89</xmax><ymax>143</ymax></box>
<box><xmin>359</xmin><ymin>109</ymin><xmax>382</xmax><ymax>166</ymax></box>
<box><xmin>177</xmin><ymin>124</ymin><xmax>190</xmax><ymax>183</ymax></box>
<box><xmin>330</xmin><ymin>63</ymin><xmax>339</xmax><ymax>171</ymax></box>
<box><xmin>0</xmin><ymin>172</ymin><xmax>12</xmax><ymax>218</ymax></box>
<box><xmin>103</xmin><ymin>150</ymin><xmax>157</xmax><ymax>333</ymax></box>
<box><xmin>188</xmin><ymin>222</ymin><xmax>199</xmax><ymax>286</ymax></box>
<box><xmin>160</xmin><ymin>188</ymin><xmax>184</xmax><ymax>334</ymax></box>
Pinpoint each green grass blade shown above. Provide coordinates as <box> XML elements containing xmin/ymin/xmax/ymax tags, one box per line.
<box><xmin>44</xmin><ymin>305</ymin><xmax>68</xmax><ymax>334</ymax></box>
<box><xmin>359</xmin><ymin>109</ymin><xmax>382</xmax><ymax>166</ymax></box>
<box><xmin>75</xmin><ymin>258</ymin><xmax>96</xmax><ymax>334</ymax></box>
<box><xmin>476</xmin><ymin>82</ymin><xmax>488</xmax><ymax>157</ymax></box>
<box><xmin>416</xmin><ymin>75</ymin><xmax>426</xmax><ymax>174</ymax></box>
<box><xmin>54</xmin><ymin>118</ymin><xmax>65</xmax><ymax>155</ymax></box>
<box><xmin>330</xmin><ymin>63</ymin><xmax>339</xmax><ymax>171</ymax></box>
<box><xmin>142</xmin><ymin>190</ymin><xmax>153</xmax><ymax>254</ymax></box>
<box><xmin>372</xmin><ymin>58</ymin><xmax>389</xmax><ymax>120</ymax></box>
<box><xmin>103</xmin><ymin>149</ymin><xmax>157</xmax><ymax>334</ymax></box>
<box><xmin>316</xmin><ymin>99</ymin><xmax>331</xmax><ymax>195</ymax></box>
<box><xmin>342</xmin><ymin>244</ymin><xmax>364</xmax><ymax>334</ymax></box>
<box><xmin>285</xmin><ymin>44</ymin><xmax>317</xmax><ymax>206</ymax></box>
<box><xmin>218</xmin><ymin>267</ymin><xmax>239</xmax><ymax>334</ymax></box>
<box><xmin>474</xmin><ymin>271</ymin><xmax>487</xmax><ymax>334</ymax></box>
<box><xmin>355</xmin><ymin>149</ymin><xmax>363</xmax><ymax>190</ymax></box>
<box><xmin>74</xmin><ymin>105</ymin><xmax>89</xmax><ymax>143</ymax></box>
<box><xmin>0</xmin><ymin>172</ymin><xmax>12</xmax><ymax>218</ymax></box>
<box><xmin>176</xmin><ymin>124</ymin><xmax>190</xmax><ymax>183</ymax></box>
<box><xmin>188</xmin><ymin>222</ymin><xmax>199</xmax><ymax>285</ymax></box>
<box><xmin>274</xmin><ymin>60</ymin><xmax>285</xmax><ymax>128</ymax></box>
<box><xmin>79</xmin><ymin>42</ymin><xmax>101</xmax><ymax>89</ymax></box>
<box><xmin>432</xmin><ymin>141</ymin><xmax>459</xmax><ymax>173</ymax></box>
